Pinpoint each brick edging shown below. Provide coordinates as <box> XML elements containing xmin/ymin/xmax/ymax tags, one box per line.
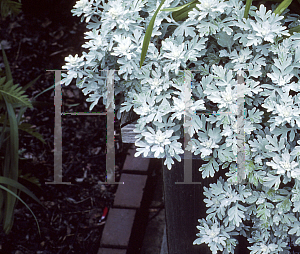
<box><xmin>98</xmin><ymin>145</ymin><xmax>150</xmax><ymax>254</ymax></box>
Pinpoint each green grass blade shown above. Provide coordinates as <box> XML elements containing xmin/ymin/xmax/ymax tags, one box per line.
<box><xmin>263</xmin><ymin>0</ymin><xmax>283</xmax><ymax>2</ymax></box>
<box><xmin>276</xmin><ymin>24</ymin><xmax>300</xmax><ymax>43</ymax></box>
<box><xmin>30</xmin><ymin>101</ymin><xmax>54</xmax><ymax>108</ymax></box>
<box><xmin>0</xmin><ymin>184</ymin><xmax>41</xmax><ymax>235</ymax></box>
<box><xmin>161</xmin><ymin>0</ymin><xmax>198</xmax><ymax>12</ymax></box>
<box><xmin>3</xmin><ymin>140</ymin><xmax>10</xmax><ymax>177</ymax></box>
<box><xmin>289</xmin><ymin>25</ymin><xmax>300</xmax><ymax>34</ymax></box>
<box><xmin>18</xmin><ymin>172</ymin><xmax>41</xmax><ymax>189</ymax></box>
<box><xmin>0</xmin><ymin>189</ymin><xmax>3</xmax><ymax>222</ymax></box>
<box><xmin>21</xmin><ymin>75</ymin><xmax>41</xmax><ymax>92</ymax></box>
<box><xmin>0</xmin><ymin>177</ymin><xmax>44</xmax><ymax>207</ymax></box>
<box><xmin>244</xmin><ymin>0</ymin><xmax>253</xmax><ymax>18</ymax></box>
<box><xmin>4</xmin><ymin>99</ymin><xmax>19</xmax><ymax>180</ymax></box>
<box><xmin>32</xmin><ymin>84</ymin><xmax>54</xmax><ymax>100</ymax></box>
<box><xmin>273</xmin><ymin>0</ymin><xmax>293</xmax><ymax>15</ymax></box>
<box><xmin>0</xmin><ymin>0</ymin><xmax>22</xmax><ymax>19</ymax></box>
<box><xmin>0</xmin><ymin>77</ymin><xmax>6</xmax><ymax>86</ymax></box>
<box><xmin>16</xmin><ymin>106</ymin><xmax>27</xmax><ymax>125</ymax></box>
<box><xmin>1</xmin><ymin>47</ymin><xmax>12</xmax><ymax>82</ymax></box>
<box><xmin>64</xmin><ymin>103</ymin><xmax>80</xmax><ymax>107</ymax></box>
<box><xmin>170</xmin><ymin>1</ymin><xmax>198</xmax><ymax>21</ymax></box>
<box><xmin>0</xmin><ymin>114</ymin><xmax>8</xmax><ymax>150</ymax></box>
<box><xmin>140</xmin><ymin>0</ymin><xmax>167</xmax><ymax>68</ymax></box>
<box><xmin>14</xmin><ymin>100</ymin><xmax>51</xmax><ymax>129</ymax></box>
<box><xmin>18</xmin><ymin>122</ymin><xmax>46</xmax><ymax>144</ymax></box>
<box><xmin>172</xmin><ymin>3</ymin><xmax>198</xmax><ymax>22</ymax></box>
<box><xmin>3</xmin><ymin>97</ymin><xmax>19</xmax><ymax>232</ymax></box>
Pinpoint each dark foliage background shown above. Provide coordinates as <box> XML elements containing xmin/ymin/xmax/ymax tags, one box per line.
<box><xmin>0</xmin><ymin>1</ymin><xmax>130</xmax><ymax>253</ymax></box>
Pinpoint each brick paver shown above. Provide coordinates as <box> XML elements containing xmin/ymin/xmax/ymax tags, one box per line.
<box><xmin>97</xmin><ymin>248</ymin><xmax>127</xmax><ymax>254</ymax></box>
<box><xmin>100</xmin><ymin>208</ymin><xmax>136</xmax><ymax>248</ymax></box>
<box><xmin>113</xmin><ymin>173</ymin><xmax>147</xmax><ymax>208</ymax></box>
<box><xmin>98</xmin><ymin>145</ymin><xmax>151</xmax><ymax>254</ymax></box>
<box><xmin>122</xmin><ymin>146</ymin><xmax>150</xmax><ymax>172</ymax></box>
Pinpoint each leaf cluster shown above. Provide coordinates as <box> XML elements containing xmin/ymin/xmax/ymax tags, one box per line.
<box><xmin>0</xmin><ymin>46</ymin><xmax>47</xmax><ymax>235</ymax></box>
<box><xmin>0</xmin><ymin>0</ymin><xmax>22</xmax><ymax>20</ymax></box>
<box><xmin>62</xmin><ymin>0</ymin><xmax>300</xmax><ymax>252</ymax></box>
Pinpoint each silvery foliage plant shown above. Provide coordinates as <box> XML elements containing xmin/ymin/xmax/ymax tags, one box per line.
<box><xmin>62</xmin><ymin>0</ymin><xmax>300</xmax><ymax>253</ymax></box>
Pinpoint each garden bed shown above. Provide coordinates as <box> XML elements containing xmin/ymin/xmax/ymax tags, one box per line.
<box><xmin>0</xmin><ymin>1</ymin><xmax>132</xmax><ymax>253</ymax></box>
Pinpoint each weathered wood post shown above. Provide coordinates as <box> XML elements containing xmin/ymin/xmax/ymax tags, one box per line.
<box><xmin>162</xmin><ymin>155</ymin><xmax>212</xmax><ymax>254</ymax></box>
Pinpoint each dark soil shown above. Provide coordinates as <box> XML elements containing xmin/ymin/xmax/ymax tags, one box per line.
<box><xmin>0</xmin><ymin>1</ymin><xmax>131</xmax><ymax>253</ymax></box>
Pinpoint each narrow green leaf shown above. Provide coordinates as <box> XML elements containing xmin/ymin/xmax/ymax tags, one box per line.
<box><xmin>2</xmin><ymin>102</ymin><xmax>29</xmax><ymax>109</ymax></box>
<box><xmin>244</xmin><ymin>0</ymin><xmax>253</xmax><ymax>18</ymax></box>
<box><xmin>3</xmin><ymin>139</ymin><xmax>10</xmax><ymax>177</ymax></box>
<box><xmin>0</xmin><ymin>77</ymin><xmax>6</xmax><ymax>86</ymax></box>
<box><xmin>0</xmin><ymin>0</ymin><xmax>22</xmax><ymax>19</ymax></box>
<box><xmin>289</xmin><ymin>25</ymin><xmax>300</xmax><ymax>34</ymax></box>
<box><xmin>276</xmin><ymin>24</ymin><xmax>300</xmax><ymax>43</ymax></box>
<box><xmin>18</xmin><ymin>122</ymin><xmax>46</xmax><ymax>144</ymax></box>
<box><xmin>0</xmin><ymin>189</ymin><xmax>3</xmax><ymax>221</ymax></box>
<box><xmin>64</xmin><ymin>103</ymin><xmax>80</xmax><ymax>107</ymax></box>
<box><xmin>18</xmin><ymin>172</ymin><xmax>41</xmax><ymax>188</ymax></box>
<box><xmin>161</xmin><ymin>0</ymin><xmax>198</xmax><ymax>12</ymax></box>
<box><xmin>140</xmin><ymin>0</ymin><xmax>167</xmax><ymax>68</ymax></box>
<box><xmin>4</xmin><ymin>98</ymin><xmax>19</xmax><ymax>181</ymax></box>
<box><xmin>1</xmin><ymin>47</ymin><xmax>12</xmax><ymax>82</ymax></box>
<box><xmin>0</xmin><ymin>113</ymin><xmax>8</xmax><ymax>150</ymax></box>
<box><xmin>16</xmin><ymin>106</ymin><xmax>27</xmax><ymax>126</ymax></box>
<box><xmin>172</xmin><ymin>3</ymin><xmax>198</xmax><ymax>22</ymax></box>
<box><xmin>0</xmin><ymin>177</ymin><xmax>43</xmax><ymax>207</ymax></box>
<box><xmin>21</xmin><ymin>75</ymin><xmax>41</xmax><ymax>92</ymax></box>
<box><xmin>0</xmin><ymin>184</ymin><xmax>41</xmax><ymax>235</ymax></box>
<box><xmin>0</xmin><ymin>132</ymin><xmax>9</xmax><ymax>146</ymax></box>
<box><xmin>171</xmin><ymin>1</ymin><xmax>198</xmax><ymax>21</ymax></box>
<box><xmin>273</xmin><ymin>0</ymin><xmax>293</xmax><ymax>15</ymax></box>
<box><xmin>263</xmin><ymin>0</ymin><xmax>284</xmax><ymax>2</ymax></box>
<box><xmin>32</xmin><ymin>84</ymin><xmax>54</xmax><ymax>100</ymax></box>
<box><xmin>3</xmin><ymin>97</ymin><xmax>19</xmax><ymax>232</ymax></box>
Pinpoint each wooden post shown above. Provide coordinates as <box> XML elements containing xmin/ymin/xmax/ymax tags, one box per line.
<box><xmin>162</xmin><ymin>157</ymin><xmax>212</xmax><ymax>254</ymax></box>
<box><xmin>161</xmin><ymin>157</ymin><xmax>249</xmax><ymax>254</ymax></box>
